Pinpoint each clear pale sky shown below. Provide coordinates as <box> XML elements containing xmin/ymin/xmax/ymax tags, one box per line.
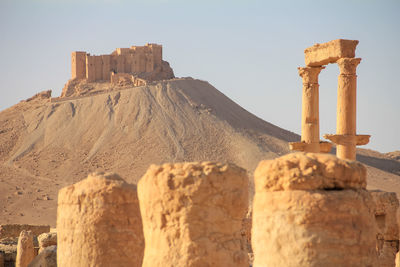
<box><xmin>1</xmin><ymin>0</ymin><xmax>399</xmax><ymax>153</ymax></box>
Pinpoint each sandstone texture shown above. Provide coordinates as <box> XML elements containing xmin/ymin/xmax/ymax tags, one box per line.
<box><xmin>304</xmin><ymin>39</ymin><xmax>358</xmax><ymax>66</ymax></box>
<box><xmin>0</xmin><ymin>252</ymin><xmax>4</xmax><ymax>267</ymax></box>
<box><xmin>254</xmin><ymin>152</ymin><xmax>366</xmax><ymax>191</ymax></box>
<box><xmin>252</xmin><ymin>153</ymin><xmax>377</xmax><ymax>267</ymax></box>
<box><xmin>138</xmin><ymin>162</ymin><xmax>249</xmax><ymax>267</ymax></box>
<box><xmin>57</xmin><ymin>172</ymin><xmax>144</xmax><ymax>267</ymax></box>
<box><xmin>37</xmin><ymin>232</ymin><xmax>57</xmax><ymax>254</ymax></box>
<box><xmin>16</xmin><ymin>230</ymin><xmax>35</xmax><ymax>267</ymax></box>
<box><xmin>28</xmin><ymin>245</ymin><xmax>56</xmax><ymax>267</ymax></box>
<box><xmin>371</xmin><ymin>190</ymin><xmax>400</xmax><ymax>267</ymax></box>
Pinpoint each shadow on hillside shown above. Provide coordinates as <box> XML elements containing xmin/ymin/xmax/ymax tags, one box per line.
<box><xmin>328</xmin><ymin>147</ymin><xmax>400</xmax><ymax>176</ymax></box>
<box><xmin>357</xmin><ymin>154</ymin><xmax>400</xmax><ymax>176</ymax></box>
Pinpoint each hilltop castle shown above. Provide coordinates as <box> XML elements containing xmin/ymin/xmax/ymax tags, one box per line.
<box><xmin>61</xmin><ymin>44</ymin><xmax>174</xmax><ymax>97</ymax></box>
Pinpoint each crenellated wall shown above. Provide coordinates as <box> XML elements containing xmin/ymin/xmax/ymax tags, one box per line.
<box><xmin>72</xmin><ymin>43</ymin><xmax>166</xmax><ymax>83</ymax></box>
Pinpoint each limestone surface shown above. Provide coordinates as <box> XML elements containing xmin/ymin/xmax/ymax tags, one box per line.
<box><xmin>28</xmin><ymin>245</ymin><xmax>56</xmax><ymax>267</ymax></box>
<box><xmin>16</xmin><ymin>230</ymin><xmax>35</xmax><ymax>267</ymax></box>
<box><xmin>37</xmin><ymin>232</ymin><xmax>57</xmax><ymax>254</ymax></box>
<box><xmin>253</xmin><ymin>153</ymin><xmax>377</xmax><ymax>267</ymax></box>
<box><xmin>252</xmin><ymin>189</ymin><xmax>378</xmax><ymax>267</ymax></box>
<box><xmin>57</xmin><ymin>172</ymin><xmax>144</xmax><ymax>267</ymax></box>
<box><xmin>138</xmin><ymin>162</ymin><xmax>249</xmax><ymax>267</ymax></box>
<box><xmin>371</xmin><ymin>190</ymin><xmax>400</xmax><ymax>267</ymax></box>
<box><xmin>304</xmin><ymin>39</ymin><xmax>359</xmax><ymax>66</ymax></box>
<box><xmin>254</xmin><ymin>152</ymin><xmax>366</xmax><ymax>191</ymax></box>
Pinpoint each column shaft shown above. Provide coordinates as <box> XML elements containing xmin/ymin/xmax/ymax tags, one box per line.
<box><xmin>299</xmin><ymin>66</ymin><xmax>324</xmax><ymax>152</ymax></box>
<box><xmin>336</xmin><ymin>58</ymin><xmax>361</xmax><ymax>160</ymax></box>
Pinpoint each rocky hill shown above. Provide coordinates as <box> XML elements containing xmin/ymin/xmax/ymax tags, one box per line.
<box><xmin>0</xmin><ymin>78</ymin><xmax>399</xmax><ymax>226</ymax></box>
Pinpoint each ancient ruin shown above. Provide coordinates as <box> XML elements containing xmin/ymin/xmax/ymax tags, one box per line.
<box><xmin>137</xmin><ymin>162</ymin><xmax>249</xmax><ymax>267</ymax></box>
<box><xmin>371</xmin><ymin>190</ymin><xmax>400</xmax><ymax>267</ymax></box>
<box><xmin>252</xmin><ymin>153</ymin><xmax>378</xmax><ymax>266</ymax></box>
<box><xmin>61</xmin><ymin>43</ymin><xmax>175</xmax><ymax>97</ymax></box>
<box><xmin>16</xmin><ymin>231</ymin><xmax>35</xmax><ymax>267</ymax></box>
<box><xmin>290</xmin><ymin>39</ymin><xmax>370</xmax><ymax>160</ymax></box>
<box><xmin>57</xmin><ymin>172</ymin><xmax>144</xmax><ymax>267</ymax></box>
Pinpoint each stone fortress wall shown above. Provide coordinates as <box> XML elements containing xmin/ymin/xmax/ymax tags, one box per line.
<box><xmin>62</xmin><ymin>43</ymin><xmax>175</xmax><ymax>97</ymax></box>
<box><xmin>71</xmin><ymin>44</ymin><xmax>163</xmax><ymax>82</ymax></box>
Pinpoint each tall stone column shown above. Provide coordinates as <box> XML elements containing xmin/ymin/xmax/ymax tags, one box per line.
<box><xmin>57</xmin><ymin>172</ymin><xmax>144</xmax><ymax>267</ymax></box>
<box><xmin>252</xmin><ymin>153</ymin><xmax>378</xmax><ymax>266</ymax></box>
<box><xmin>337</xmin><ymin>58</ymin><xmax>360</xmax><ymax>160</ymax></box>
<box><xmin>324</xmin><ymin>57</ymin><xmax>369</xmax><ymax>160</ymax></box>
<box><xmin>290</xmin><ymin>66</ymin><xmax>331</xmax><ymax>153</ymax></box>
<box><xmin>138</xmin><ymin>162</ymin><xmax>249</xmax><ymax>267</ymax></box>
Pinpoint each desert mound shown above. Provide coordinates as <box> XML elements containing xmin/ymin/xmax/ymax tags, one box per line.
<box><xmin>0</xmin><ymin>78</ymin><xmax>399</xmax><ymax>226</ymax></box>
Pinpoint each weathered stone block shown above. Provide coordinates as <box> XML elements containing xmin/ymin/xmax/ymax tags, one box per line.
<box><xmin>254</xmin><ymin>152</ymin><xmax>366</xmax><ymax>191</ymax></box>
<box><xmin>37</xmin><ymin>233</ymin><xmax>57</xmax><ymax>254</ymax></box>
<box><xmin>28</xmin><ymin>245</ymin><xmax>56</xmax><ymax>267</ymax></box>
<box><xmin>57</xmin><ymin>172</ymin><xmax>144</xmax><ymax>267</ymax></box>
<box><xmin>16</xmin><ymin>230</ymin><xmax>35</xmax><ymax>267</ymax></box>
<box><xmin>371</xmin><ymin>190</ymin><xmax>399</xmax><ymax>241</ymax></box>
<box><xmin>252</xmin><ymin>153</ymin><xmax>377</xmax><ymax>267</ymax></box>
<box><xmin>138</xmin><ymin>162</ymin><xmax>249</xmax><ymax>267</ymax></box>
<box><xmin>304</xmin><ymin>39</ymin><xmax>358</xmax><ymax>67</ymax></box>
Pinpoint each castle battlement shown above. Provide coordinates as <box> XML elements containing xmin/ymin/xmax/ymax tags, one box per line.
<box><xmin>62</xmin><ymin>43</ymin><xmax>175</xmax><ymax>97</ymax></box>
<box><xmin>71</xmin><ymin>43</ymin><xmax>171</xmax><ymax>83</ymax></box>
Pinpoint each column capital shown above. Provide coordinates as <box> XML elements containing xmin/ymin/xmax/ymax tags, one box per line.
<box><xmin>298</xmin><ymin>66</ymin><xmax>325</xmax><ymax>83</ymax></box>
<box><xmin>337</xmin><ymin>58</ymin><xmax>361</xmax><ymax>75</ymax></box>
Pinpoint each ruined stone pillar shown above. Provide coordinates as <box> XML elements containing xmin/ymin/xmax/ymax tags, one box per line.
<box><xmin>370</xmin><ymin>190</ymin><xmax>400</xmax><ymax>267</ymax></box>
<box><xmin>252</xmin><ymin>153</ymin><xmax>378</xmax><ymax>267</ymax></box>
<box><xmin>324</xmin><ymin>57</ymin><xmax>370</xmax><ymax>160</ymax></box>
<box><xmin>16</xmin><ymin>230</ymin><xmax>35</xmax><ymax>267</ymax></box>
<box><xmin>57</xmin><ymin>172</ymin><xmax>144</xmax><ymax>267</ymax></box>
<box><xmin>290</xmin><ymin>66</ymin><xmax>331</xmax><ymax>153</ymax></box>
<box><xmin>138</xmin><ymin>162</ymin><xmax>249</xmax><ymax>267</ymax></box>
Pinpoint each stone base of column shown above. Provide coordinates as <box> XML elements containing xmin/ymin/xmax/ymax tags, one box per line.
<box><xmin>323</xmin><ymin>134</ymin><xmax>370</xmax><ymax>146</ymax></box>
<box><xmin>289</xmin><ymin>141</ymin><xmax>332</xmax><ymax>153</ymax></box>
<box><xmin>323</xmin><ymin>134</ymin><xmax>370</xmax><ymax>160</ymax></box>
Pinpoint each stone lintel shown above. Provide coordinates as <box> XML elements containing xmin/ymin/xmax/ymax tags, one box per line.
<box><xmin>289</xmin><ymin>141</ymin><xmax>332</xmax><ymax>153</ymax></box>
<box><xmin>304</xmin><ymin>39</ymin><xmax>359</xmax><ymax>67</ymax></box>
<box><xmin>323</xmin><ymin>134</ymin><xmax>370</xmax><ymax>146</ymax></box>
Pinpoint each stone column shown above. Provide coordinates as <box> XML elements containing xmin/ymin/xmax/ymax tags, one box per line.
<box><xmin>324</xmin><ymin>57</ymin><xmax>370</xmax><ymax>160</ymax></box>
<box><xmin>252</xmin><ymin>153</ymin><xmax>378</xmax><ymax>267</ymax></box>
<box><xmin>300</xmin><ymin>66</ymin><xmax>323</xmax><ymax>152</ymax></box>
<box><xmin>336</xmin><ymin>57</ymin><xmax>361</xmax><ymax>160</ymax></box>
<box><xmin>16</xmin><ymin>230</ymin><xmax>35</xmax><ymax>267</ymax></box>
<box><xmin>138</xmin><ymin>162</ymin><xmax>249</xmax><ymax>267</ymax></box>
<box><xmin>57</xmin><ymin>172</ymin><xmax>144</xmax><ymax>267</ymax></box>
<box><xmin>290</xmin><ymin>67</ymin><xmax>332</xmax><ymax>153</ymax></box>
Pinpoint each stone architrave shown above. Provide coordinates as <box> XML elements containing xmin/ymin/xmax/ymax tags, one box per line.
<box><xmin>16</xmin><ymin>230</ymin><xmax>35</xmax><ymax>267</ymax></box>
<box><xmin>252</xmin><ymin>153</ymin><xmax>378</xmax><ymax>267</ymax></box>
<box><xmin>304</xmin><ymin>39</ymin><xmax>359</xmax><ymax>67</ymax></box>
<box><xmin>324</xmin><ymin>57</ymin><xmax>370</xmax><ymax>160</ymax></box>
<box><xmin>57</xmin><ymin>172</ymin><xmax>144</xmax><ymax>267</ymax></box>
<box><xmin>138</xmin><ymin>162</ymin><xmax>249</xmax><ymax>267</ymax></box>
<box><xmin>290</xmin><ymin>66</ymin><xmax>332</xmax><ymax>153</ymax></box>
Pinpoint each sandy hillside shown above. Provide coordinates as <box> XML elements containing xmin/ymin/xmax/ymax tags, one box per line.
<box><xmin>0</xmin><ymin>78</ymin><xmax>399</xmax><ymax>226</ymax></box>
